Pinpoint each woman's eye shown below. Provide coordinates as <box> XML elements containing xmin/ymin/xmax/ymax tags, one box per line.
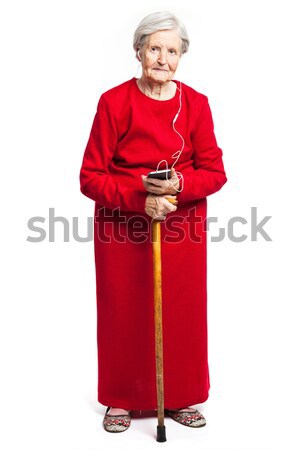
<box><xmin>151</xmin><ymin>47</ymin><xmax>157</xmax><ymax>52</ymax></box>
<box><xmin>169</xmin><ymin>49</ymin><xmax>176</xmax><ymax>54</ymax></box>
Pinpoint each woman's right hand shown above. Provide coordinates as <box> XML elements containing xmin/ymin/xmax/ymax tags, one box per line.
<box><xmin>145</xmin><ymin>194</ymin><xmax>177</xmax><ymax>220</ymax></box>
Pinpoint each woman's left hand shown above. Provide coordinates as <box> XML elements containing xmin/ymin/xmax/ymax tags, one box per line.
<box><xmin>141</xmin><ymin>168</ymin><xmax>180</xmax><ymax>195</ymax></box>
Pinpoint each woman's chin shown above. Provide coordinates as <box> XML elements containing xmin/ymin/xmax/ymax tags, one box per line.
<box><xmin>149</xmin><ymin>72</ymin><xmax>170</xmax><ymax>83</ymax></box>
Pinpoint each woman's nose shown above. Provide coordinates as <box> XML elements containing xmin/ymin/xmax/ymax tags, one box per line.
<box><xmin>158</xmin><ymin>51</ymin><xmax>167</xmax><ymax>65</ymax></box>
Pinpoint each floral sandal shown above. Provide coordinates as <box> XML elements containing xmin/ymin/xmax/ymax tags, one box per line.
<box><xmin>165</xmin><ymin>407</ymin><xmax>206</xmax><ymax>428</ymax></box>
<box><xmin>103</xmin><ymin>406</ymin><xmax>132</xmax><ymax>433</ymax></box>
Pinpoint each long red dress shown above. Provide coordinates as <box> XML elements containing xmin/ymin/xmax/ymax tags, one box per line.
<box><xmin>80</xmin><ymin>77</ymin><xmax>227</xmax><ymax>410</ymax></box>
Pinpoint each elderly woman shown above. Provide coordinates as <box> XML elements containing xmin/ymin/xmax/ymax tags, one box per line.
<box><xmin>80</xmin><ymin>11</ymin><xmax>227</xmax><ymax>433</ymax></box>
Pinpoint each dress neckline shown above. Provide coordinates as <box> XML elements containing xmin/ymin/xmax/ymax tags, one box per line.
<box><xmin>132</xmin><ymin>77</ymin><xmax>180</xmax><ymax>103</ymax></box>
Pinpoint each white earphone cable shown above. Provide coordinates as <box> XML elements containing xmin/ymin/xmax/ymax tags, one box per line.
<box><xmin>156</xmin><ymin>81</ymin><xmax>185</xmax><ymax>193</ymax></box>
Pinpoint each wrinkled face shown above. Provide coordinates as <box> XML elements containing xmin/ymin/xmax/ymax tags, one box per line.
<box><xmin>140</xmin><ymin>29</ymin><xmax>182</xmax><ymax>84</ymax></box>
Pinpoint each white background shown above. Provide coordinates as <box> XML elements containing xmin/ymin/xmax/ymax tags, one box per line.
<box><xmin>1</xmin><ymin>1</ymin><xmax>299</xmax><ymax>449</ymax></box>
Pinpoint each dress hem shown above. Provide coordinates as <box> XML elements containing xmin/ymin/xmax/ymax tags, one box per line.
<box><xmin>98</xmin><ymin>392</ymin><xmax>209</xmax><ymax>411</ymax></box>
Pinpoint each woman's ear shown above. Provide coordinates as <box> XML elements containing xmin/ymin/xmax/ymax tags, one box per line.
<box><xmin>136</xmin><ymin>48</ymin><xmax>142</xmax><ymax>62</ymax></box>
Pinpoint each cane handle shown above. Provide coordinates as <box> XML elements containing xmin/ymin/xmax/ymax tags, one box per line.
<box><xmin>165</xmin><ymin>196</ymin><xmax>178</xmax><ymax>206</ymax></box>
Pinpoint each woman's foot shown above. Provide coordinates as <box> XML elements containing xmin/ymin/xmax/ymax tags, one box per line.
<box><xmin>103</xmin><ymin>407</ymin><xmax>132</xmax><ymax>433</ymax></box>
<box><xmin>167</xmin><ymin>407</ymin><xmax>197</xmax><ymax>413</ymax></box>
<box><xmin>165</xmin><ymin>406</ymin><xmax>206</xmax><ymax>427</ymax></box>
<box><xmin>107</xmin><ymin>407</ymin><xmax>130</xmax><ymax>415</ymax></box>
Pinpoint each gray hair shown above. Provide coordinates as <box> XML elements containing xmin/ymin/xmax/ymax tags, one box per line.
<box><xmin>133</xmin><ymin>11</ymin><xmax>190</xmax><ymax>56</ymax></box>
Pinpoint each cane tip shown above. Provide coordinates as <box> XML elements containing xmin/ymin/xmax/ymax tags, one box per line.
<box><xmin>156</xmin><ymin>425</ymin><xmax>167</xmax><ymax>442</ymax></box>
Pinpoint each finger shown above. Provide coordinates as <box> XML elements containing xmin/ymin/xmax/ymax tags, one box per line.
<box><xmin>162</xmin><ymin>194</ymin><xmax>177</xmax><ymax>200</ymax></box>
<box><xmin>142</xmin><ymin>178</ymin><xmax>165</xmax><ymax>193</ymax></box>
<box><xmin>152</xmin><ymin>212</ymin><xmax>166</xmax><ymax>221</ymax></box>
<box><xmin>147</xmin><ymin>186</ymin><xmax>163</xmax><ymax>195</ymax></box>
<box><xmin>142</xmin><ymin>179</ymin><xmax>160</xmax><ymax>193</ymax></box>
<box><xmin>164</xmin><ymin>196</ymin><xmax>178</xmax><ymax>205</ymax></box>
<box><xmin>147</xmin><ymin>178</ymin><xmax>165</xmax><ymax>187</ymax></box>
<box><xmin>167</xmin><ymin>200</ymin><xmax>178</xmax><ymax>206</ymax></box>
<box><xmin>161</xmin><ymin>198</ymin><xmax>177</xmax><ymax>213</ymax></box>
<box><xmin>141</xmin><ymin>174</ymin><xmax>156</xmax><ymax>184</ymax></box>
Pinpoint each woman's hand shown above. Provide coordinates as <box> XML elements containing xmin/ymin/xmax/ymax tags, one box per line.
<box><xmin>145</xmin><ymin>194</ymin><xmax>178</xmax><ymax>221</ymax></box>
<box><xmin>141</xmin><ymin>168</ymin><xmax>180</xmax><ymax>195</ymax></box>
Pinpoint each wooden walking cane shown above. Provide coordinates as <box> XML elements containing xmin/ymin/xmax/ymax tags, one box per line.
<box><xmin>152</xmin><ymin>196</ymin><xmax>177</xmax><ymax>443</ymax></box>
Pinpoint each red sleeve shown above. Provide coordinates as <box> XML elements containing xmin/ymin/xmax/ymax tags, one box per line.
<box><xmin>79</xmin><ymin>95</ymin><xmax>147</xmax><ymax>212</ymax></box>
<box><xmin>178</xmin><ymin>96</ymin><xmax>227</xmax><ymax>202</ymax></box>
